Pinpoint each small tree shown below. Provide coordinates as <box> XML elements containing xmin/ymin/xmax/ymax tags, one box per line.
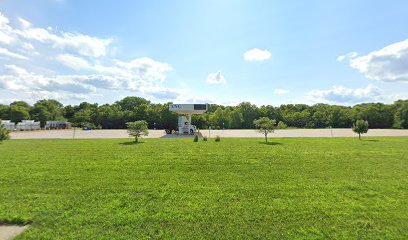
<box><xmin>352</xmin><ymin>120</ymin><xmax>369</xmax><ymax>140</ymax></box>
<box><xmin>254</xmin><ymin>117</ymin><xmax>276</xmax><ymax>143</ymax></box>
<box><xmin>126</xmin><ymin>120</ymin><xmax>149</xmax><ymax>142</ymax></box>
<box><xmin>0</xmin><ymin>121</ymin><xmax>10</xmax><ymax>142</ymax></box>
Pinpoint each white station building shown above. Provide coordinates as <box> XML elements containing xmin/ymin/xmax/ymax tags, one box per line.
<box><xmin>169</xmin><ymin>104</ymin><xmax>207</xmax><ymax>134</ymax></box>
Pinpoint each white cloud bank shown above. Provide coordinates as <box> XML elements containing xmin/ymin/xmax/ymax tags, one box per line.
<box><xmin>340</xmin><ymin>39</ymin><xmax>408</xmax><ymax>82</ymax></box>
<box><xmin>306</xmin><ymin>84</ymin><xmax>382</xmax><ymax>104</ymax></box>
<box><xmin>244</xmin><ymin>48</ymin><xmax>271</xmax><ymax>61</ymax></box>
<box><xmin>0</xmin><ymin>11</ymin><xmax>187</xmax><ymax>103</ymax></box>
<box><xmin>206</xmin><ymin>71</ymin><xmax>226</xmax><ymax>84</ymax></box>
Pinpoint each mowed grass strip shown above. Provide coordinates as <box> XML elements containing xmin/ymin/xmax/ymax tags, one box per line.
<box><xmin>0</xmin><ymin>137</ymin><xmax>407</xmax><ymax>239</ymax></box>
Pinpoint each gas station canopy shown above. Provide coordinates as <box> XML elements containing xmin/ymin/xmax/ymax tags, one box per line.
<box><xmin>169</xmin><ymin>104</ymin><xmax>207</xmax><ymax>114</ymax></box>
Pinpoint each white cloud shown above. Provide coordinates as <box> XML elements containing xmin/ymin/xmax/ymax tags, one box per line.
<box><xmin>0</xmin><ymin>47</ymin><xmax>29</xmax><ymax>60</ymax></box>
<box><xmin>17</xmin><ymin>28</ymin><xmax>113</xmax><ymax>57</ymax></box>
<box><xmin>244</xmin><ymin>48</ymin><xmax>271</xmax><ymax>61</ymax></box>
<box><xmin>0</xmin><ymin>11</ymin><xmax>112</xmax><ymax>57</ymax></box>
<box><xmin>57</xmin><ymin>54</ymin><xmax>91</xmax><ymax>70</ymax></box>
<box><xmin>0</xmin><ymin>13</ymin><xmax>16</xmax><ymax>44</ymax></box>
<box><xmin>56</xmin><ymin>54</ymin><xmax>174</xmax><ymax>92</ymax></box>
<box><xmin>114</xmin><ymin>57</ymin><xmax>172</xmax><ymax>83</ymax></box>
<box><xmin>306</xmin><ymin>84</ymin><xmax>382</xmax><ymax>104</ymax></box>
<box><xmin>206</xmin><ymin>71</ymin><xmax>226</xmax><ymax>84</ymax></box>
<box><xmin>273</xmin><ymin>89</ymin><xmax>289</xmax><ymax>95</ymax></box>
<box><xmin>22</xmin><ymin>42</ymin><xmax>34</xmax><ymax>50</ymax></box>
<box><xmin>18</xmin><ymin>17</ymin><xmax>31</xmax><ymax>28</ymax></box>
<box><xmin>0</xmin><ymin>31</ymin><xmax>14</xmax><ymax>44</ymax></box>
<box><xmin>0</xmin><ymin>12</ymin><xmax>9</xmax><ymax>26</ymax></box>
<box><xmin>343</xmin><ymin>39</ymin><xmax>408</xmax><ymax>82</ymax></box>
<box><xmin>0</xmin><ymin>64</ymin><xmax>96</xmax><ymax>93</ymax></box>
<box><xmin>337</xmin><ymin>52</ymin><xmax>357</xmax><ymax>61</ymax></box>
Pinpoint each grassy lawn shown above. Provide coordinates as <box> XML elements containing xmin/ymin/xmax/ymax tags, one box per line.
<box><xmin>0</xmin><ymin>137</ymin><xmax>407</xmax><ymax>239</ymax></box>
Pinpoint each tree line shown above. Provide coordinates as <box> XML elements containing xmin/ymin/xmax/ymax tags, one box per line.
<box><xmin>0</xmin><ymin>97</ymin><xmax>407</xmax><ymax>129</ymax></box>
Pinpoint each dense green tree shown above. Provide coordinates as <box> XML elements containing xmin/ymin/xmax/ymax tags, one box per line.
<box><xmin>9</xmin><ymin>105</ymin><xmax>31</xmax><ymax>123</ymax></box>
<box><xmin>72</xmin><ymin>109</ymin><xmax>94</xmax><ymax>127</ymax></box>
<box><xmin>310</xmin><ymin>104</ymin><xmax>330</xmax><ymax>128</ymax></box>
<box><xmin>2</xmin><ymin>96</ymin><xmax>408</xmax><ymax>130</ymax></box>
<box><xmin>210</xmin><ymin>107</ymin><xmax>228</xmax><ymax>129</ymax></box>
<box><xmin>228</xmin><ymin>110</ymin><xmax>244</xmax><ymax>129</ymax></box>
<box><xmin>158</xmin><ymin>103</ymin><xmax>178</xmax><ymax>130</ymax></box>
<box><xmin>192</xmin><ymin>114</ymin><xmax>209</xmax><ymax>129</ymax></box>
<box><xmin>393</xmin><ymin>100</ymin><xmax>408</xmax><ymax>129</ymax></box>
<box><xmin>30</xmin><ymin>99</ymin><xmax>65</xmax><ymax>127</ymax></box>
<box><xmin>1</xmin><ymin>101</ymin><xmax>32</xmax><ymax>123</ymax></box>
<box><xmin>115</xmin><ymin>97</ymin><xmax>149</xmax><ymax>122</ymax></box>
<box><xmin>0</xmin><ymin>104</ymin><xmax>8</xmax><ymax>120</ymax></box>
<box><xmin>95</xmin><ymin>104</ymin><xmax>123</xmax><ymax>129</ymax></box>
<box><xmin>238</xmin><ymin>102</ymin><xmax>260</xmax><ymax>128</ymax></box>
<box><xmin>352</xmin><ymin>103</ymin><xmax>393</xmax><ymax>128</ymax></box>
<box><xmin>63</xmin><ymin>105</ymin><xmax>76</xmax><ymax>121</ymax></box>
<box><xmin>328</xmin><ymin>106</ymin><xmax>352</xmax><ymax>128</ymax></box>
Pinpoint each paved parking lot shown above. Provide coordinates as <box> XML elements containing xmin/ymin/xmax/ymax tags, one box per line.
<box><xmin>9</xmin><ymin>128</ymin><xmax>408</xmax><ymax>139</ymax></box>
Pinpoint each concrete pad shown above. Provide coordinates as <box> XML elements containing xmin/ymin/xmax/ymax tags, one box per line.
<box><xmin>0</xmin><ymin>225</ymin><xmax>28</xmax><ymax>240</ymax></box>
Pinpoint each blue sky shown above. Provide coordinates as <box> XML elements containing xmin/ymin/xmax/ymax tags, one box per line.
<box><xmin>0</xmin><ymin>0</ymin><xmax>407</xmax><ymax>106</ymax></box>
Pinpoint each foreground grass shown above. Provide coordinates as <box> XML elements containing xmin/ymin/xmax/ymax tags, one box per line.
<box><xmin>0</xmin><ymin>137</ymin><xmax>407</xmax><ymax>239</ymax></box>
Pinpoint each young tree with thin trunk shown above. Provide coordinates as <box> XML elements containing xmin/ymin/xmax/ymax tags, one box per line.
<box><xmin>126</xmin><ymin>120</ymin><xmax>149</xmax><ymax>142</ymax></box>
<box><xmin>352</xmin><ymin>120</ymin><xmax>369</xmax><ymax>140</ymax></box>
<box><xmin>253</xmin><ymin>117</ymin><xmax>276</xmax><ymax>143</ymax></box>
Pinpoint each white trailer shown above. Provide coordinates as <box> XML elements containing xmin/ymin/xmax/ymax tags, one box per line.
<box><xmin>169</xmin><ymin>104</ymin><xmax>207</xmax><ymax>134</ymax></box>
<box><xmin>0</xmin><ymin>120</ymin><xmax>15</xmax><ymax>130</ymax></box>
<box><xmin>16</xmin><ymin>120</ymin><xmax>41</xmax><ymax>131</ymax></box>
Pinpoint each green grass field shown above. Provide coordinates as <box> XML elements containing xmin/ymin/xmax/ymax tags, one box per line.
<box><xmin>1</xmin><ymin>137</ymin><xmax>407</xmax><ymax>239</ymax></box>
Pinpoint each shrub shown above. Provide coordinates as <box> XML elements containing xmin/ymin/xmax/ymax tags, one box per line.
<box><xmin>193</xmin><ymin>134</ymin><xmax>199</xmax><ymax>142</ymax></box>
<box><xmin>277</xmin><ymin>121</ymin><xmax>287</xmax><ymax>129</ymax></box>
<box><xmin>0</xmin><ymin>121</ymin><xmax>10</xmax><ymax>142</ymax></box>
<box><xmin>203</xmin><ymin>136</ymin><xmax>208</xmax><ymax>141</ymax></box>
<box><xmin>215</xmin><ymin>135</ymin><xmax>221</xmax><ymax>142</ymax></box>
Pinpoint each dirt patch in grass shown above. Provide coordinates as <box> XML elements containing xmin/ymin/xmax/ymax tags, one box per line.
<box><xmin>0</xmin><ymin>225</ymin><xmax>28</xmax><ymax>240</ymax></box>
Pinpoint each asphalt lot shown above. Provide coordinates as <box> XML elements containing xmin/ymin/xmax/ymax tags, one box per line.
<box><xmin>9</xmin><ymin>128</ymin><xmax>408</xmax><ymax>139</ymax></box>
